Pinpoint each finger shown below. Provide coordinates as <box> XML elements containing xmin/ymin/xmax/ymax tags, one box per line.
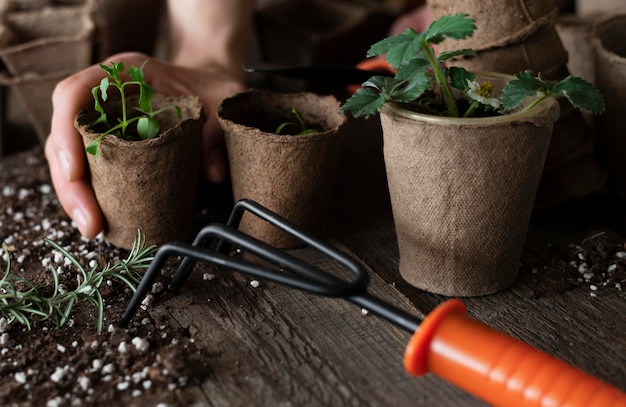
<box><xmin>45</xmin><ymin>140</ymin><xmax>104</xmax><ymax>238</ymax></box>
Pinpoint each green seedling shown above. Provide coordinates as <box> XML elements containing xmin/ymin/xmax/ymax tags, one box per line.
<box><xmin>275</xmin><ymin>108</ymin><xmax>320</xmax><ymax>135</ymax></box>
<box><xmin>0</xmin><ymin>232</ymin><xmax>155</xmax><ymax>334</ymax></box>
<box><xmin>342</xmin><ymin>13</ymin><xmax>604</xmax><ymax>118</ymax></box>
<box><xmin>85</xmin><ymin>61</ymin><xmax>182</xmax><ymax>158</ymax></box>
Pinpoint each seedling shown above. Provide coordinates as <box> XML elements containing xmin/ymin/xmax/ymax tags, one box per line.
<box><xmin>342</xmin><ymin>13</ymin><xmax>604</xmax><ymax>118</ymax></box>
<box><xmin>275</xmin><ymin>108</ymin><xmax>320</xmax><ymax>135</ymax></box>
<box><xmin>85</xmin><ymin>61</ymin><xmax>182</xmax><ymax>158</ymax></box>
<box><xmin>0</xmin><ymin>232</ymin><xmax>155</xmax><ymax>333</ymax></box>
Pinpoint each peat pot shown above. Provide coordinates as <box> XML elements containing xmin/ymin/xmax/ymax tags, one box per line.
<box><xmin>76</xmin><ymin>94</ymin><xmax>204</xmax><ymax>249</ymax></box>
<box><xmin>591</xmin><ymin>14</ymin><xmax>626</xmax><ymax>199</ymax></box>
<box><xmin>218</xmin><ymin>89</ymin><xmax>345</xmax><ymax>248</ymax></box>
<box><xmin>379</xmin><ymin>72</ymin><xmax>560</xmax><ymax>296</ymax></box>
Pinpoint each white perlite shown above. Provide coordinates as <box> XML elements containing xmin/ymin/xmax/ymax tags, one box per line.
<box><xmin>132</xmin><ymin>337</ymin><xmax>150</xmax><ymax>352</ymax></box>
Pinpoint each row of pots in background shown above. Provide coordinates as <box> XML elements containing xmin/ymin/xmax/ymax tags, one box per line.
<box><xmin>555</xmin><ymin>9</ymin><xmax>626</xmax><ymax>200</ymax></box>
<box><xmin>0</xmin><ymin>0</ymin><xmax>162</xmax><ymax>155</ymax></box>
<box><xmin>0</xmin><ymin>1</ymin><xmax>94</xmax><ymax>146</ymax></box>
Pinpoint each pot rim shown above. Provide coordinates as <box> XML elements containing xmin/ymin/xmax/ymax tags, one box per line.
<box><xmin>591</xmin><ymin>14</ymin><xmax>626</xmax><ymax>62</ymax></box>
<box><xmin>382</xmin><ymin>71</ymin><xmax>559</xmax><ymax>126</ymax></box>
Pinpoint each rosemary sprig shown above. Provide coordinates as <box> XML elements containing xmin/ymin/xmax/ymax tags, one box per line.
<box><xmin>0</xmin><ymin>232</ymin><xmax>155</xmax><ymax>333</ymax></box>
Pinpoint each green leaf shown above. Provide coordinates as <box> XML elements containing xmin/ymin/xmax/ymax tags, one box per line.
<box><xmin>85</xmin><ymin>138</ymin><xmax>100</xmax><ymax>158</ymax></box>
<box><xmin>448</xmin><ymin>67</ymin><xmax>476</xmax><ymax>91</ymax></box>
<box><xmin>367</xmin><ymin>29</ymin><xmax>423</xmax><ymax>69</ymax></box>
<box><xmin>137</xmin><ymin>117</ymin><xmax>159</xmax><ymax>139</ymax></box>
<box><xmin>128</xmin><ymin>64</ymin><xmax>145</xmax><ymax>84</ymax></box>
<box><xmin>395</xmin><ymin>57</ymin><xmax>430</xmax><ymax>81</ymax></box>
<box><xmin>98</xmin><ymin>77</ymin><xmax>109</xmax><ymax>102</ymax></box>
<box><xmin>437</xmin><ymin>48</ymin><xmax>476</xmax><ymax>64</ymax></box>
<box><xmin>552</xmin><ymin>76</ymin><xmax>605</xmax><ymax>114</ymax></box>
<box><xmin>341</xmin><ymin>86</ymin><xmax>387</xmax><ymax>117</ymax></box>
<box><xmin>137</xmin><ymin>83</ymin><xmax>154</xmax><ymax>113</ymax></box>
<box><xmin>423</xmin><ymin>13</ymin><xmax>476</xmax><ymax>44</ymax></box>
<box><xmin>390</xmin><ymin>72</ymin><xmax>429</xmax><ymax>102</ymax></box>
<box><xmin>90</xmin><ymin>86</ymin><xmax>108</xmax><ymax>125</ymax></box>
<box><xmin>500</xmin><ymin>70</ymin><xmax>548</xmax><ymax>110</ymax></box>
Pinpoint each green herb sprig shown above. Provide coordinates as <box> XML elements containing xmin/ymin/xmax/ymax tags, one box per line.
<box><xmin>0</xmin><ymin>232</ymin><xmax>155</xmax><ymax>333</ymax></box>
<box><xmin>342</xmin><ymin>13</ymin><xmax>604</xmax><ymax>118</ymax></box>
<box><xmin>85</xmin><ymin>61</ymin><xmax>182</xmax><ymax>158</ymax></box>
<box><xmin>275</xmin><ymin>108</ymin><xmax>319</xmax><ymax>135</ymax></box>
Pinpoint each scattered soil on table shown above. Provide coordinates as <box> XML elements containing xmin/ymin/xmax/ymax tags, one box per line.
<box><xmin>550</xmin><ymin>232</ymin><xmax>626</xmax><ymax>296</ymax></box>
<box><xmin>0</xmin><ymin>148</ymin><xmax>211</xmax><ymax>406</ymax></box>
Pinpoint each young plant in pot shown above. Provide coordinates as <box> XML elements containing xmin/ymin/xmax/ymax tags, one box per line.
<box><xmin>75</xmin><ymin>61</ymin><xmax>205</xmax><ymax>250</ymax></box>
<box><xmin>217</xmin><ymin>89</ymin><xmax>345</xmax><ymax>249</ymax></box>
<box><xmin>342</xmin><ymin>13</ymin><xmax>604</xmax><ymax>296</ymax></box>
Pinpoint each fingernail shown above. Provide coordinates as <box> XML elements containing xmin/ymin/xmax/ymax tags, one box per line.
<box><xmin>72</xmin><ymin>207</ymin><xmax>89</xmax><ymax>235</ymax></box>
<box><xmin>58</xmin><ymin>150</ymin><xmax>71</xmax><ymax>181</ymax></box>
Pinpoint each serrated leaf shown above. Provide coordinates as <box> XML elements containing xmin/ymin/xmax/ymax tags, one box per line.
<box><xmin>424</xmin><ymin>13</ymin><xmax>476</xmax><ymax>44</ymax></box>
<box><xmin>367</xmin><ymin>29</ymin><xmax>423</xmax><ymax>68</ymax></box>
<box><xmin>437</xmin><ymin>48</ymin><xmax>476</xmax><ymax>64</ymax></box>
<box><xmin>341</xmin><ymin>86</ymin><xmax>386</xmax><ymax>118</ymax></box>
<box><xmin>500</xmin><ymin>70</ymin><xmax>548</xmax><ymax>110</ymax></box>
<box><xmin>448</xmin><ymin>67</ymin><xmax>476</xmax><ymax>91</ymax></box>
<box><xmin>552</xmin><ymin>76</ymin><xmax>605</xmax><ymax>114</ymax></box>
<box><xmin>137</xmin><ymin>117</ymin><xmax>159</xmax><ymax>139</ymax></box>
<box><xmin>361</xmin><ymin>75</ymin><xmax>389</xmax><ymax>92</ymax></box>
<box><xmin>395</xmin><ymin>57</ymin><xmax>430</xmax><ymax>81</ymax></box>
<box><xmin>390</xmin><ymin>72</ymin><xmax>429</xmax><ymax>102</ymax></box>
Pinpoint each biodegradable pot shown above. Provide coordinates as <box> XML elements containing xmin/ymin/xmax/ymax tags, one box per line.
<box><xmin>591</xmin><ymin>14</ymin><xmax>626</xmax><ymax>199</ymax></box>
<box><xmin>380</xmin><ymin>72</ymin><xmax>560</xmax><ymax>296</ymax></box>
<box><xmin>76</xmin><ymin>94</ymin><xmax>204</xmax><ymax>249</ymax></box>
<box><xmin>217</xmin><ymin>89</ymin><xmax>345</xmax><ymax>248</ymax></box>
<box><xmin>0</xmin><ymin>3</ymin><xmax>94</xmax><ymax>75</ymax></box>
<box><xmin>427</xmin><ymin>0</ymin><xmax>557</xmax><ymax>52</ymax></box>
<box><xmin>575</xmin><ymin>0</ymin><xmax>626</xmax><ymax>16</ymax></box>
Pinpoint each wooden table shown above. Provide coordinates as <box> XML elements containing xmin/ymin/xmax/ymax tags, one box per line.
<box><xmin>150</xmin><ymin>115</ymin><xmax>626</xmax><ymax>406</ymax></box>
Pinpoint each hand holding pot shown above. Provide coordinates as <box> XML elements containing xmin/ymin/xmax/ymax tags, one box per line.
<box><xmin>45</xmin><ymin>52</ymin><xmax>247</xmax><ymax>238</ymax></box>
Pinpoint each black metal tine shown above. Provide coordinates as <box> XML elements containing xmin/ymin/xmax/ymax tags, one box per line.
<box><xmin>120</xmin><ymin>239</ymin><xmax>422</xmax><ymax>333</ymax></box>
<box><xmin>120</xmin><ymin>237</ymin><xmax>363</xmax><ymax>328</ymax></box>
<box><xmin>170</xmin><ymin>198</ymin><xmax>370</xmax><ymax>295</ymax></box>
<box><xmin>170</xmin><ymin>223</ymin><xmax>367</xmax><ymax>297</ymax></box>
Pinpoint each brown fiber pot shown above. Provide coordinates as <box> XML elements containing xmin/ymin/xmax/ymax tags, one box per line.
<box><xmin>380</xmin><ymin>72</ymin><xmax>560</xmax><ymax>296</ymax></box>
<box><xmin>76</xmin><ymin>94</ymin><xmax>204</xmax><ymax>249</ymax></box>
<box><xmin>217</xmin><ymin>89</ymin><xmax>345</xmax><ymax>248</ymax></box>
<box><xmin>591</xmin><ymin>15</ymin><xmax>626</xmax><ymax>200</ymax></box>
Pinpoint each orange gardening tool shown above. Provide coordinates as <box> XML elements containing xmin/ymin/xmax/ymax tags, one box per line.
<box><xmin>120</xmin><ymin>199</ymin><xmax>626</xmax><ymax>407</ymax></box>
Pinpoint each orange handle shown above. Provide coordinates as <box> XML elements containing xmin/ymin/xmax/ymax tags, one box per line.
<box><xmin>404</xmin><ymin>299</ymin><xmax>626</xmax><ymax>407</ymax></box>
<box><xmin>347</xmin><ymin>58</ymin><xmax>395</xmax><ymax>95</ymax></box>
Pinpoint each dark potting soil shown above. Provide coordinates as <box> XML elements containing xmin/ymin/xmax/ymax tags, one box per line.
<box><xmin>0</xmin><ymin>148</ymin><xmax>209</xmax><ymax>406</ymax></box>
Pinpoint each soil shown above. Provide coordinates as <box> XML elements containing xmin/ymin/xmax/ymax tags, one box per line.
<box><xmin>1</xmin><ymin>147</ymin><xmax>625</xmax><ymax>406</ymax></box>
<box><xmin>0</xmin><ymin>148</ymin><xmax>211</xmax><ymax>406</ymax></box>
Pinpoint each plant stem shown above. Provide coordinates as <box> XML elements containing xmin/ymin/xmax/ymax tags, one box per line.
<box><xmin>520</xmin><ymin>93</ymin><xmax>549</xmax><ymax>113</ymax></box>
<box><xmin>119</xmin><ymin>83</ymin><xmax>128</xmax><ymax>137</ymax></box>
<box><xmin>423</xmin><ymin>44</ymin><xmax>458</xmax><ymax>117</ymax></box>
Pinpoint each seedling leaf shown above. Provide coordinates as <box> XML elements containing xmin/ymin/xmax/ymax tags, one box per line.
<box><xmin>137</xmin><ymin>117</ymin><xmax>160</xmax><ymax>139</ymax></box>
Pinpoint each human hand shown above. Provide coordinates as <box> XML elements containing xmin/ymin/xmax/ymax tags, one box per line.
<box><xmin>44</xmin><ymin>51</ymin><xmax>246</xmax><ymax>238</ymax></box>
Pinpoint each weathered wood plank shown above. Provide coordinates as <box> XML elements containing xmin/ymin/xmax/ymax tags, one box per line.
<box><xmin>148</xmin><ymin>243</ymin><xmax>486</xmax><ymax>406</ymax></box>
